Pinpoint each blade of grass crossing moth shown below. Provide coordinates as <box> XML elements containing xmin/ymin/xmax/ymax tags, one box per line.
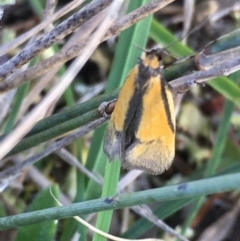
<box><xmin>180</xmin><ymin>99</ymin><xmax>234</xmax><ymax>238</ymax></box>
<box><xmin>84</xmin><ymin>0</ymin><xmax>152</xmax><ymax>195</ymax></box>
<box><xmin>90</xmin><ymin>1</ymin><xmax>153</xmax><ymax>241</ymax></box>
<box><xmin>84</xmin><ymin>0</ymin><xmax>153</xmax><ymax>176</ymax></box>
<box><xmin>150</xmin><ymin>19</ymin><xmax>240</xmax><ymax>108</ymax></box>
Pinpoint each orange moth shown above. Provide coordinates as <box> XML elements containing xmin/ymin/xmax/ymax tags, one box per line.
<box><xmin>103</xmin><ymin>48</ymin><xmax>175</xmax><ymax>175</ymax></box>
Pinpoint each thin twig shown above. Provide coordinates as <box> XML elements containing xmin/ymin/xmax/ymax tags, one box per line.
<box><xmin>27</xmin><ymin>166</ymin><xmax>71</xmax><ymax>205</ymax></box>
<box><xmin>133</xmin><ymin>205</ymin><xmax>189</xmax><ymax>241</ymax></box>
<box><xmin>55</xmin><ymin>148</ymin><xmax>104</xmax><ymax>186</ymax></box>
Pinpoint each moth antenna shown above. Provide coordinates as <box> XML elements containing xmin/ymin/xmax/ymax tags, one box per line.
<box><xmin>132</xmin><ymin>43</ymin><xmax>147</xmax><ymax>53</ymax></box>
<box><xmin>162</xmin><ymin>2</ymin><xmax>222</xmax><ymax>53</ymax></box>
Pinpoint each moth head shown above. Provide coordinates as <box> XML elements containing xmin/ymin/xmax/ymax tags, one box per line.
<box><xmin>143</xmin><ymin>48</ymin><xmax>163</xmax><ymax>69</ymax></box>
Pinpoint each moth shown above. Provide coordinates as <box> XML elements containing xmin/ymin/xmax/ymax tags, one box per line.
<box><xmin>103</xmin><ymin>48</ymin><xmax>175</xmax><ymax>175</ymax></box>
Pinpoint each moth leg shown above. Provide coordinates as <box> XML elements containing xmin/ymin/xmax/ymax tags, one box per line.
<box><xmin>98</xmin><ymin>99</ymin><xmax>117</xmax><ymax>118</ymax></box>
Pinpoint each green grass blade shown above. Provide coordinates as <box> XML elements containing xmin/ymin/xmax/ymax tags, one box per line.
<box><xmin>91</xmin><ymin>1</ymin><xmax>153</xmax><ymax>241</ymax></box>
<box><xmin>4</xmin><ymin>83</ymin><xmax>30</xmax><ymax>133</ymax></box>
<box><xmin>92</xmin><ymin>160</ymin><xmax>120</xmax><ymax>241</ymax></box>
<box><xmin>204</xmin><ymin>100</ymin><xmax>234</xmax><ymax>176</ymax></box>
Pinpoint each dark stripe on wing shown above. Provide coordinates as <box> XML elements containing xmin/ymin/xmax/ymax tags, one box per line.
<box><xmin>160</xmin><ymin>77</ymin><xmax>175</xmax><ymax>133</ymax></box>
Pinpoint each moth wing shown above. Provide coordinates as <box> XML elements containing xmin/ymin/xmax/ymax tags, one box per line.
<box><xmin>123</xmin><ymin>75</ymin><xmax>175</xmax><ymax>175</ymax></box>
<box><xmin>103</xmin><ymin>121</ymin><xmax>124</xmax><ymax>161</ymax></box>
<box><xmin>103</xmin><ymin>66</ymin><xmax>140</xmax><ymax>161</ymax></box>
<box><xmin>123</xmin><ymin>140</ymin><xmax>175</xmax><ymax>175</ymax></box>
